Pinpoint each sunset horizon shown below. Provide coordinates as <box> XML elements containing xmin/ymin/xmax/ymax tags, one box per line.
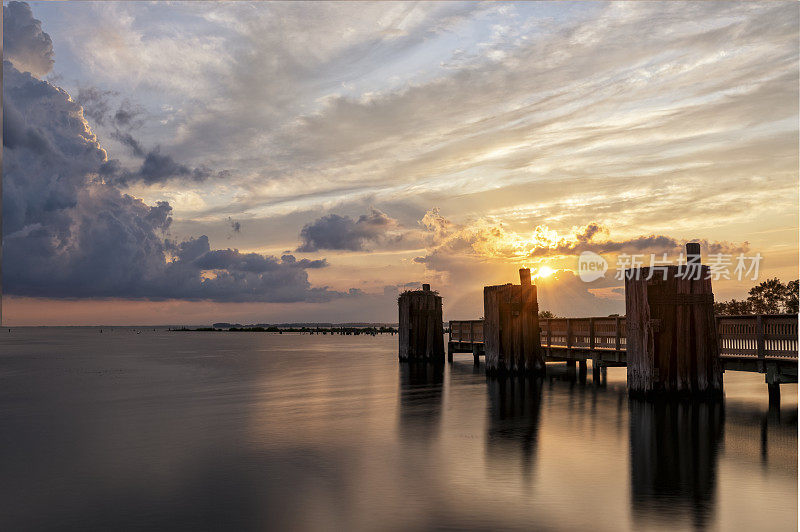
<box><xmin>3</xmin><ymin>1</ymin><xmax>798</xmax><ymax>326</ymax></box>
<box><xmin>1</xmin><ymin>2</ymin><xmax>797</xmax><ymax>531</ymax></box>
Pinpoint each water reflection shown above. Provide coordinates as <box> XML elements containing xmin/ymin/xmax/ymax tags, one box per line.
<box><xmin>485</xmin><ymin>376</ymin><xmax>543</xmax><ymax>477</ymax></box>
<box><xmin>397</xmin><ymin>362</ymin><xmax>444</xmax><ymax>440</ymax></box>
<box><xmin>629</xmin><ymin>397</ymin><xmax>724</xmax><ymax>529</ymax></box>
<box><xmin>0</xmin><ymin>330</ymin><xmax>795</xmax><ymax>531</ymax></box>
<box><xmin>724</xmin><ymin>402</ymin><xmax>797</xmax><ymax>472</ymax></box>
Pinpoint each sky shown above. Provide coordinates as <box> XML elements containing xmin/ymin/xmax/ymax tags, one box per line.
<box><xmin>3</xmin><ymin>1</ymin><xmax>798</xmax><ymax>326</ymax></box>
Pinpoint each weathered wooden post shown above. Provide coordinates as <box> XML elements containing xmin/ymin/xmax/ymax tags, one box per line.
<box><xmin>398</xmin><ymin>284</ymin><xmax>445</xmax><ymax>363</ymax></box>
<box><xmin>625</xmin><ymin>243</ymin><xmax>722</xmax><ymax>395</ymax></box>
<box><xmin>483</xmin><ymin>269</ymin><xmax>543</xmax><ymax>375</ymax></box>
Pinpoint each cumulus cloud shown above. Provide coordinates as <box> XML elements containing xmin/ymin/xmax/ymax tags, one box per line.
<box><xmin>2</xmin><ymin>1</ymin><xmax>54</xmax><ymax>76</ymax></box>
<box><xmin>297</xmin><ymin>208</ymin><xmax>398</xmax><ymax>252</ymax></box>
<box><xmin>2</xmin><ymin>5</ymin><xmax>338</xmax><ymax>303</ymax></box>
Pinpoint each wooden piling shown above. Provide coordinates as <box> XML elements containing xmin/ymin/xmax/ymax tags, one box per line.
<box><xmin>625</xmin><ymin>243</ymin><xmax>722</xmax><ymax>395</ymax></box>
<box><xmin>398</xmin><ymin>285</ymin><xmax>445</xmax><ymax>363</ymax></box>
<box><xmin>483</xmin><ymin>269</ymin><xmax>543</xmax><ymax>375</ymax></box>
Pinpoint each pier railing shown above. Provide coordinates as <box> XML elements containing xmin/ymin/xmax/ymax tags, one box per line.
<box><xmin>717</xmin><ymin>314</ymin><xmax>798</xmax><ymax>360</ymax></box>
<box><xmin>449</xmin><ymin>319</ymin><xmax>484</xmax><ymax>343</ymax></box>
<box><xmin>449</xmin><ymin>314</ymin><xmax>797</xmax><ymax>361</ymax></box>
<box><xmin>540</xmin><ymin>317</ymin><xmax>626</xmax><ymax>351</ymax></box>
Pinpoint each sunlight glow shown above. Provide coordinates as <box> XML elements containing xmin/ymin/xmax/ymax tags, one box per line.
<box><xmin>535</xmin><ymin>265</ymin><xmax>555</xmax><ymax>278</ymax></box>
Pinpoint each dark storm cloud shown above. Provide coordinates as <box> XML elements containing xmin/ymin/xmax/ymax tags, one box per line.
<box><xmin>135</xmin><ymin>148</ymin><xmax>213</xmax><ymax>184</ymax></box>
<box><xmin>2</xmin><ymin>95</ymin><xmax>53</xmax><ymax>153</ymax></box>
<box><xmin>113</xmin><ymin>102</ymin><xmax>143</xmax><ymax>127</ymax></box>
<box><xmin>77</xmin><ymin>87</ymin><xmax>144</xmax><ymax>129</ymax></box>
<box><xmin>1</xmin><ymin>5</ymin><xmax>340</xmax><ymax>303</ymax></box>
<box><xmin>187</xmin><ymin>249</ymin><xmax>327</xmax><ymax>274</ymax></box>
<box><xmin>77</xmin><ymin>87</ymin><xmax>116</xmax><ymax>127</ymax></box>
<box><xmin>76</xmin><ymin>85</ymin><xmax>222</xmax><ymax>186</ymax></box>
<box><xmin>172</xmin><ymin>235</ymin><xmax>211</xmax><ymax>263</ymax></box>
<box><xmin>97</xmin><ymin>145</ymin><xmax>225</xmax><ymax>186</ymax></box>
<box><xmin>297</xmin><ymin>209</ymin><xmax>396</xmax><ymax>252</ymax></box>
<box><xmin>111</xmin><ymin>130</ymin><xmax>146</xmax><ymax>157</ymax></box>
<box><xmin>3</xmin><ymin>1</ymin><xmax>54</xmax><ymax>76</ymax></box>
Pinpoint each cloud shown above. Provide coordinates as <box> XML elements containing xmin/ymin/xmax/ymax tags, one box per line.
<box><xmin>412</xmin><ymin>211</ymin><xmax>749</xmax><ymax>268</ymax></box>
<box><xmin>77</xmin><ymin>87</ymin><xmax>145</xmax><ymax>129</ymax></box>
<box><xmin>113</xmin><ymin>101</ymin><xmax>144</xmax><ymax>127</ymax></box>
<box><xmin>43</xmin><ymin>1</ymin><xmax>797</xmax><ymax>240</ymax></box>
<box><xmin>3</xmin><ymin>1</ymin><xmax>54</xmax><ymax>77</ymax></box>
<box><xmin>296</xmin><ymin>208</ymin><xmax>398</xmax><ymax>252</ymax></box>
<box><xmin>111</xmin><ymin>130</ymin><xmax>146</xmax><ymax>157</ymax></box>
<box><xmin>95</xmin><ymin>144</ymin><xmax>230</xmax><ymax>186</ymax></box>
<box><xmin>1</xmin><ymin>8</ymin><xmax>340</xmax><ymax>304</ymax></box>
<box><xmin>4</xmin><ymin>1</ymin><xmax>797</xmax><ymax>319</ymax></box>
<box><xmin>76</xmin><ymin>87</ymin><xmax>116</xmax><ymax>127</ymax></box>
<box><xmin>535</xmin><ymin>270</ymin><xmax>623</xmax><ymax>317</ymax></box>
<box><xmin>132</xmin><ymin>147</ymin><xmax>213</xmax><ymax>184</ymax></box>
<box><xmin>75</xmin><ymin>85</ymin><xmax>223</xmax><ymax>186</ymax></box>
<box><xmin>227</xmin><ymin>217</ymin><xmax>241</xmax><ymax>235</ymax></box>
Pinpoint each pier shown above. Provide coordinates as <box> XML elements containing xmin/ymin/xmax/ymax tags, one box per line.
<box><xmin>405</xmin><ymin>243</ymin><xmax>797</xmax><ymax>401</ymax></box>
<box><xmin>449</xmin><ymin>313</ymin><xmax>798</xmax><ymax>397</ymax></box>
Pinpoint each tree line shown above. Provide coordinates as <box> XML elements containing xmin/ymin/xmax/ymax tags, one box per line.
<box><xmin>714</xmin><ymin>278</ymin><xmax>798</xmax><ymax>315</ymax></box>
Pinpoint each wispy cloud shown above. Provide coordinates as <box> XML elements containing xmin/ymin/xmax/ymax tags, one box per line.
<box><xmin>4</xmin><ymin>1</ymin><xmax>798</xmax><ymax>321</ymax></box>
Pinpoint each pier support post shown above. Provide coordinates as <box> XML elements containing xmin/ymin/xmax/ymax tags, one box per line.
<box><xmin>483</xmin><ymin>269</ymin><xmax>543</xmax><ymax>375</ymax></box>
<box><xmin>625</xmin><ymin>243</ymin><xmax>722</xmax><ymax>396</ymax></box>
<box><xmin>566</xmin><ymin>359</ymin><xmax>577</xmax><ymax>380</ymax></box>
<box><xmin>398</xmin><ymin>284</ymin><xmax>445</xmax><ymax>363</ymax></box>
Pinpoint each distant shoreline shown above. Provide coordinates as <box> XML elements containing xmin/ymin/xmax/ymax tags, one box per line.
<box><xmin>171</xmin><ymin>325</ymin><xmax>398</xmax><ymax>335</ymax></box>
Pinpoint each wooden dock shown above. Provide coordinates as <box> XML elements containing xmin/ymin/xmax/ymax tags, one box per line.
<box><xmin>449</xmin><ymin>314</ymin><xmax>798</xmax><ymax>397</ymax></box>
<box><xmin>406</xmin><ymin>245</ymin><xmax>796</xmax><ymax>400</ymax></box>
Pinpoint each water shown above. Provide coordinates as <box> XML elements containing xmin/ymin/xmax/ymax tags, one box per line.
<box><xmin>0</xmin><ymin>328</ymin><xmax>795</xmax><ymax>531</ymax></box>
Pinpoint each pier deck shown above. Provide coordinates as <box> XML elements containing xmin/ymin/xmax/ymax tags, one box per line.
<box><xmin>449</xmin><ymin>314</ymin><xmax>798</xmax><ymax>388</ymax></box>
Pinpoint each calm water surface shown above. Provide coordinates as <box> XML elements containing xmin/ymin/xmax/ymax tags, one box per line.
<box><xmin>0</xmin><ymin>328</ymin><xmax>796</xmax><ymax>531</ymax></box>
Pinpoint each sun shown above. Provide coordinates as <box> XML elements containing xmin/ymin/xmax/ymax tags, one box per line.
<box><xmin>535</xmin><ymin>265</ymin><xmax>555</xmax><ymax>279</ymax></box>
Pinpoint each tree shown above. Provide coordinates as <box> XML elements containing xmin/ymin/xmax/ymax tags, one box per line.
<box><xmin>538</xmin><ymin>310</ymin><xmax>556</xmax><ymax>319</ymax></box>
<box><xmin>747</xmin><ymin>278</ymin><xmax>787</xmax><ymax>314</ymax></box>
<box><xmin>785</xmin><ymin>280</ymin><xmax>799</xmax><ymax>314</ymax></box>
<box><xmin>714</xmin><ymin>278</ymin><xmax>798</xmax><ymax>315</ymax></box>
<box><xmin>714</xmin><ymin>299</ymin><xmax>752</xmax><ymax>316</ymax></box>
